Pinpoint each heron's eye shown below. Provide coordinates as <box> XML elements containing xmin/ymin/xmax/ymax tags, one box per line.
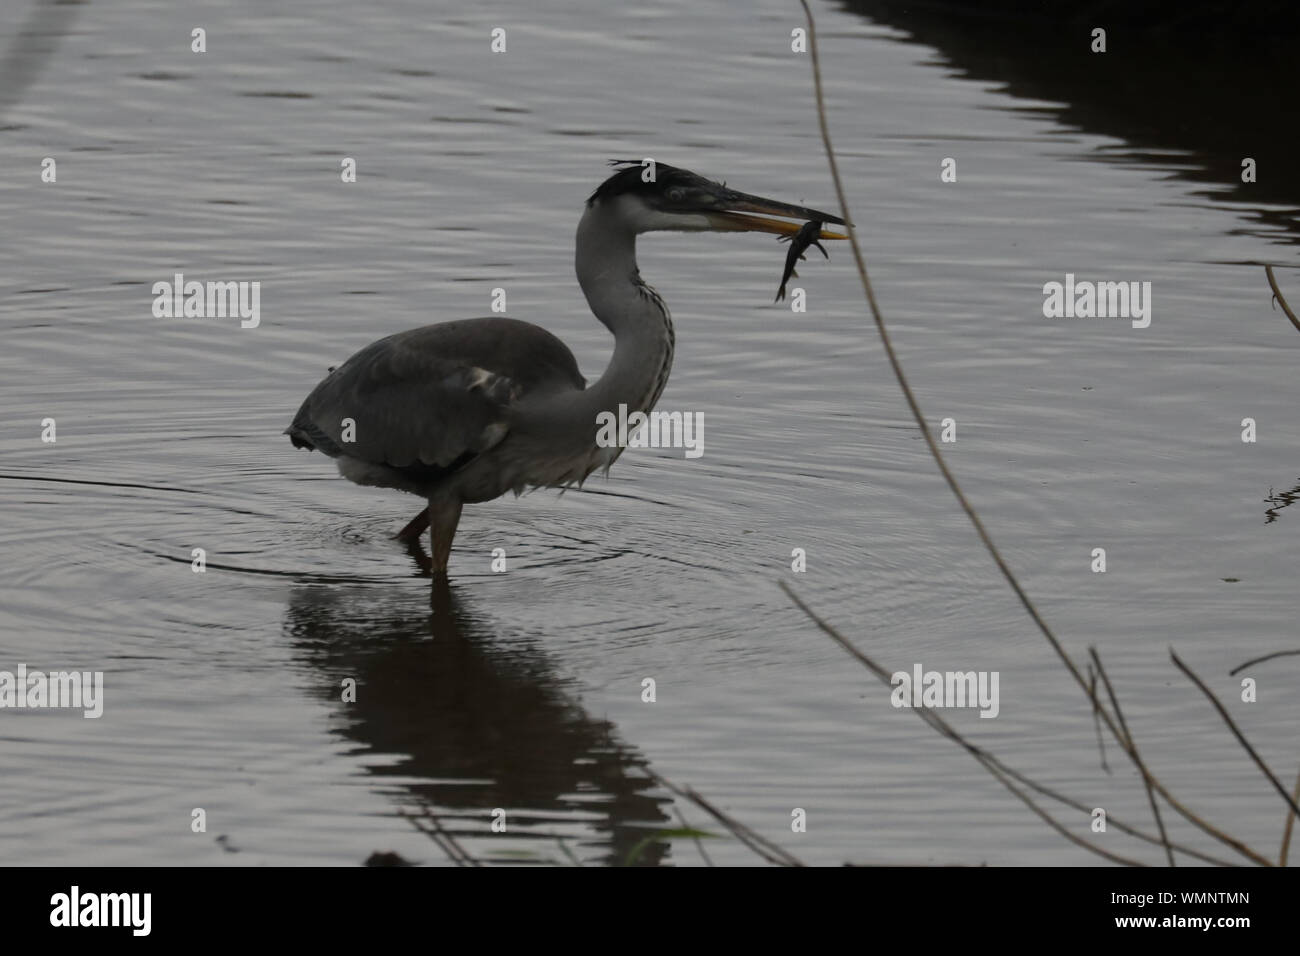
<box><xmin>666</xmin><ymin>187</ymin><xmax>685</xmax><ymax>203</ymax></box>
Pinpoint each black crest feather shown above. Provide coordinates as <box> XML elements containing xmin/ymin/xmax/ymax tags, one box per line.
<box><xmin>587</xmin><ymin>159</ymin><xmax>712</xmax><ymax>205</ymax></box>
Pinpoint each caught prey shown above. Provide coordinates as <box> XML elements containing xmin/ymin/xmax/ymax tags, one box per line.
<box><xmin>775</xmin><ymin>219</ymin><xmax>830</xmax><ymax>302</ymax></box>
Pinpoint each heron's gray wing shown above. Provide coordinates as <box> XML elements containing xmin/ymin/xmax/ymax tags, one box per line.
<box><xmin>287</xmin><ymin>317</ymin><xmax>584</xmax><ymax>481</ymax></box>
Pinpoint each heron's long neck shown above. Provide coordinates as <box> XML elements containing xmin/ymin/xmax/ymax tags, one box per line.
<box><xmin>574</xmin><ymin>204</ymin><xmax>675</xmax><ymax>416</ymax></box>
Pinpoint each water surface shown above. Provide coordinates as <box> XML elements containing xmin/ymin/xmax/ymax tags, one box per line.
<box><xmin>2</xmin><ymin>0</ymin><xmax>1297</xmax><ymax>865</ymax></box>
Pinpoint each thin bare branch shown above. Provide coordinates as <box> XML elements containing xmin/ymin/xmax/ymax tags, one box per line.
<box><xmin>1170</xmin><ymin>649</ymin><xmax>1300</xmax><ymax>822</ymax></box>
<box><xmin>779</xmin><ymin>582</ymin><xmax>1213</xmax><ymax>866</ymax></box>
<box><xmin>797</xmin><ymin>0</ymin><xmax>1271</xmax><ymax>868</ymax></box>
<box><xmin>1087</xmin><ymin>663</ymin><xmax>1112</xmax><ymax>774</ymax></box>
<box><xmin>1265</xmin><ymin>265</ymin><xmax>1300</xmax><ymax>333</ymax></box>
<box><xmin>1230</xmin><ymin>648</ymin><xmax>1300</xmax><ymax>676</ymax></box>
<box><xmin>1090</xmin><ymin>648</ymin><xmax>1174</xmax><ymax>865</ymax></box>
<box><xmin>672</xmin><ymin>805</ymin><xmax>716</xmax><ymax>867</ymax></box>
<box><xmin>1281</xmin><ymin>766</ymin><xmax>1300</xmax><ymax>867</ymax></box>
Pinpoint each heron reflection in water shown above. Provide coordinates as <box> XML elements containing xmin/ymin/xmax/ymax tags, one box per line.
<box><xmin>287</xmin><ymin>161</ymin><xmax>846</xmax><ymax>575</ymax></box>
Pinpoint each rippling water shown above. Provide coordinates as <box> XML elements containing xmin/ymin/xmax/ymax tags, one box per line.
<box><xmin>2</xmin><ymin>0</ymin><xmax>1297</xmax><ymax>865</ymax></box>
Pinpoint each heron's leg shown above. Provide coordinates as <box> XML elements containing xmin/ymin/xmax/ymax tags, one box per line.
<box><xmin>394</xmin><ymin>506</ymin><xmax>430</xmax><ymax>543</ymax></box>
<box><xmin>428</xmin><ymin>498</ymin><xmax>463</xmax><ymax>575</ymax></box>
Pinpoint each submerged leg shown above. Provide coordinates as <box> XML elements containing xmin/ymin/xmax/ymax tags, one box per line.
<box><xmin>395</xmin><ymin>506</ymin><xmax>430</xmax><ymax>543</ymax></box>
<box><xmin>428</xmin><ymin>497</ymin><xmax>463</xmax><ymax>576</ymax></box>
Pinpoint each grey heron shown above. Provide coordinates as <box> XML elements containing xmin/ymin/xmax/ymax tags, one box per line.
<box><xmin>286</xmin><ymin>161</ymin><xmax>846</xmax><ymax>575</ymax></box>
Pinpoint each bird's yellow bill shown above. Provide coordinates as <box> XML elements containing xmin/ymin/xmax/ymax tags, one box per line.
<box><xmin>706</xmin><ymin>209</ymin><xmax>849</xmax><ymax>240</ymax></box>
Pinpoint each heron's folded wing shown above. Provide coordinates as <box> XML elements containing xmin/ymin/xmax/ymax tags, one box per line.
<box><xmin>288</xmin><ymin>334</ymin><xmax>518</xmax><ymax>472</ymax></box>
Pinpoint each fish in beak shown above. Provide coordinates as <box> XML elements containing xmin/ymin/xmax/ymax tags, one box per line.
<box><xmin>775</xmin><ymin>219</ymin><xmax>830</xmax><ymax>302</ymax></box>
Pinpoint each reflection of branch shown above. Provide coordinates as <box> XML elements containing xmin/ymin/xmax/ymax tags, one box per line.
<box><xmin>1229</xmin><ymin>648</ymin><xmax>1300</xmax><ymax>676</ymax></box>
<box><xmin>556</xmin><ymin>839</ymin><xmax>584</xmax><ymax>867</ymax></box>
<box><xmin>649</xmin><ymin>772</ymin><xmax>804</xmax><ymax>867</ymax></box>
<box><xmin>1264</xmin><ymin>482</ymin><xmax>1300</xmax><ymax>524</ymax></box>
<box><xmin>1265</xmin><ymin>265</ymin><xmax>1300</xmax><ymax>333</ymax></box>
<box><xmin>396</xmin><ymin>807</ymin><xmax>480</xmax><ymax>867</ymax></box>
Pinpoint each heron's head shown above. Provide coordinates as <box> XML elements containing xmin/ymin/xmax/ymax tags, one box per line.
<box><xmin>587</xmin><ymin>160</ymin><xmax>848</xmax><ymax>240</ymax></box>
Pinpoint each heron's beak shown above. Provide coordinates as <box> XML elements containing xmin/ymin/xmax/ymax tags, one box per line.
<box><xmin>704</xmin><ymin>188</ymin><xmax>849</xmax><ymax>240</ymax></box>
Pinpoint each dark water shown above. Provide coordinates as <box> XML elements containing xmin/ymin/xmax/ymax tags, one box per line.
<box><xmin>1</xmin><ymin>0</ymin><xmax>1297</xmax><ymax>865</ymax></box>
